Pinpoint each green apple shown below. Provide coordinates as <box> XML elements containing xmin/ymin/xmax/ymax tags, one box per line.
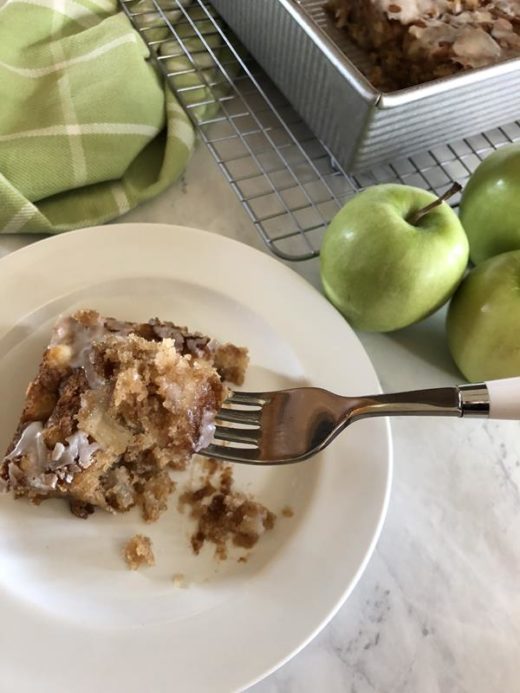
<box><xmin>320</xmin><ymin>184</ymin><xmax>469</xmax><ymax>332</ymax></box>
<box><xmin>459</xmin><ymin>143</ymin><xmax>520</xmax><ymax>265</ymax></box>
<box><xmin>447</xmin><ymin>250</ymin><xmax>520</xmax><ymax>381</ymax></box>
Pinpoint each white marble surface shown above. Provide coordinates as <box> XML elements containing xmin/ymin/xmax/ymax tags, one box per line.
<box><xmin>3</xmin><ymin>143</ymin><xmax>520</xmax><ymax>693</ymax></box>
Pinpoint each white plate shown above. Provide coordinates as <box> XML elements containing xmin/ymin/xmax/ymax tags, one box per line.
<box><xmin>0</xmin><ymin>224</ymin><xmax>391</xmax><ymax>692</ymax></box>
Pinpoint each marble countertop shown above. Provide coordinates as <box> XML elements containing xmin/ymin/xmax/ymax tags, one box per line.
<box><xmin>3</xmin><ymin>144</ymin><xmax>520</xmax><ymax>693</ymax></box>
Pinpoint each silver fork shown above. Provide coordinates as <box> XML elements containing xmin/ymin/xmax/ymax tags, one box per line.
<box><xmin>200</xmin><ymin>378</ymin><xmax>520</xmax><ymax>464</ymax></box>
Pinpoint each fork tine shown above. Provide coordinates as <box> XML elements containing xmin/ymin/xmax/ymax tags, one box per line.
<box><xmin>226</xmin><ymin>391</ymin><xmax>268</xmax><ymax>406</ymax></box>
<box><xmin>216</xmin><ymin>408</ymin><xmax>261</xmax><ymax>425</ymax></box>
<box><xmin>213</xmin><ymin>425</ymin><xmax>260</xmax><ymax>445</ymax></box>
<box><xmin>199</xmin><ymin>443</ymin><xmax>261</xmax><ymax>463</ymax></box>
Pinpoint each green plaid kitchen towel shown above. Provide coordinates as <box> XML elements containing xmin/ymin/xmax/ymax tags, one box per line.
<box><xmin>0</xmin><ymin>0</ymin><xmax>220</xmax><ymax>233</ymax></box>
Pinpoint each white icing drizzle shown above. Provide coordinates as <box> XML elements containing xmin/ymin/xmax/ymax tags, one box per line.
<box><xmin>6</xmin><ymin>421</ymin><xmax>48</xmax><ymax>466</ymax></box>
<box><xmin>162</xmin><ymin>382</ymin><xmax>183</xmax><ymax>405</ymax></box>
<box><xmin>5</xmin><ymin>422</ymin><xmax>58</xmax><ymax>491</ymax></box>
<box><xmin>4</xmin><ymin>422</ymin><xmax>99</xmax><ymax>490</ymax></box>
<box><xmin>51</xmin><ymin>315</ymin><xmax>106</xmax><ymax>388</ymax></box>
<box><xmin>48</xmin><ymin>431</ymin><xmax>100</xmax><ymax>470</ymax></box>
<box><xmin>195</xmin><ymin>410</ymin><xmax>216</xmax><ymax>451</ymax></box>
<box><xmin>375</xmin><ymin>0</ymin><xmax>448</xmax><ymax>24</ymax></box>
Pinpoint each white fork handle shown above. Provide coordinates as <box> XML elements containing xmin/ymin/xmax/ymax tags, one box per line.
<box><xmin>486</xmin><ymin>378</ymin><xmax>520</xmax><ymax>419</ymax></box>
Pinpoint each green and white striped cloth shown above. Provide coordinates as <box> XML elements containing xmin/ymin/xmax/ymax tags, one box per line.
<box><xmin>0</xmin><ymin>0</ymin><xmax>219</xmax><ymax>234</ymax></box>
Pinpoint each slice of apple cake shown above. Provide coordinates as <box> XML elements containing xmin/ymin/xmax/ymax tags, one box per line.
<box><xmin>1</xmin><ymin>309</ymin><xmax>248</xmax><ymax>522</ymax></box>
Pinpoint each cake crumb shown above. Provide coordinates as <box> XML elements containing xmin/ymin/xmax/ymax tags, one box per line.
<box><xmin>123</xmin><ymin>534</ymin><xmax>155</xmax><ymax>570</ymax></box>
<box><xmin>281</xmin><ymin>505</ymin><xmax>294</xmax><ymax>518</ymax></box>
<box><xmin>172</xmin><ymin>573</ymin><xmax>187</xmax><ymax>588</ymax></box>
<box><xmin>199</xmin><ymin>457</ymin><xmax>220</xmax><ymax>476</ymax></box>
<box><xmin>179</xmin><ymin>459</ymin><xmax>276</xmax><ymax>559</ymax></box>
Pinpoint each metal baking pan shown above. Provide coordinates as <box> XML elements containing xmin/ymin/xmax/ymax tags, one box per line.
<box><xmin>210</xmin><ymin>0</ymin><xmax>520</xmax><ymax>171</ymax></box>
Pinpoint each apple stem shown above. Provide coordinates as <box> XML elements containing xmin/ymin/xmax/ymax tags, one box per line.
<box><xmin>407</xmin><ymin>182</ymin><xmax>462</xmax><ymax>226</ymax></box>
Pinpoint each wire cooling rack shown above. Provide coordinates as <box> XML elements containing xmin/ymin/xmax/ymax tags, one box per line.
<box><xmin>119</xmin><ymin>0</ymin><xmax>520</xmax><ymax>262</ymax></box>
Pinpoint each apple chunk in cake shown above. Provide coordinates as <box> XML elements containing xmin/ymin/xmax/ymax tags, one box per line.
<box><xmin>1</xmin><ymin>310</ymin><xmax>248</xmax><ymax>522</ymax></box>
